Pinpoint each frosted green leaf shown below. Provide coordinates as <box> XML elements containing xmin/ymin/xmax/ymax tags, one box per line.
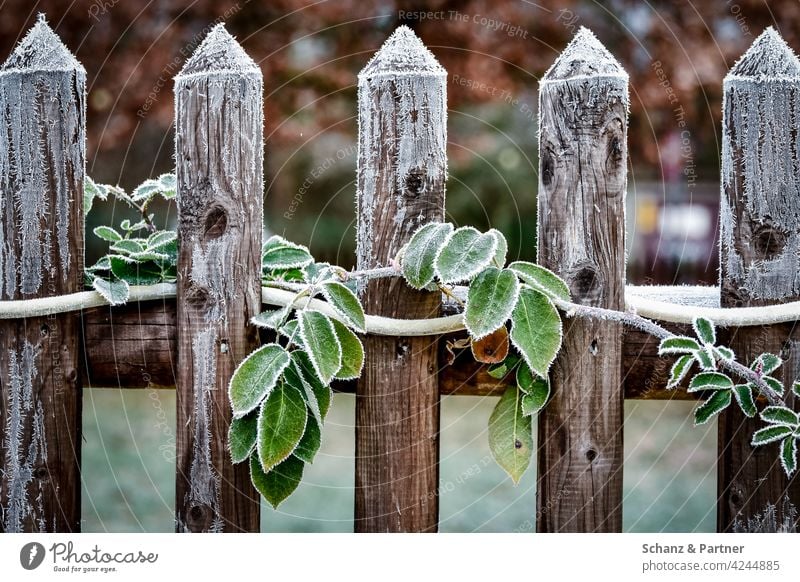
<box><xmin>128</xmin><ymin>250</ymin><xmax>169</xmax><ymax>262</ymax></box>
<box><xmin>658</xmin><ymin>336</ymin><xmax>700</xmax><ymax>355</ymax></box>
<box><xmin>714</xmin><ymin>346</ymin><xmax>734</xmax><ymax>361</ymax></box>
<box><xmin>667</xmin><ymin>354</ymin><xmax>694</xmax><ymax>389</ymax></box>
<box><xmin>251</xmin><ymin>307</ymin><xmax>291</xmax><ymax>330</ymax></box>
<box><xmin>93</xmin><ymin>225</ymin><xmax>122</xmax><ymax>242</ymax></box>
<box><xmin>402</xmin><ymin>222</ymin><xmax>453</xmax><ymax>289</ymax></box>
<box><xmin>487</xmin><ymin>354</ymin><xmax>519</xmax><ymax>379</ymax></box>
<box><xmin>516</xmin><ymin>361</ymin><xmax>535</xmax><ymax>394</ymax></box>
<box><xmin>693</xmin><ymin>348</ymin><xmax>716</xmax><ymax>370</ymax></box>
<box><xmin>250</xmin><ymin>454</ymin><xmax>304</xmax><ymax>508</ymax></box>
<box><xmin>732</xmin><ymin>384</ymin><xmax>756</xmax><ymax>418</ymax></box>
<box><xmin>488</xmin><ymin>228</ymin><xmax>507</xmax><ymax>267</ymax></box>
<box><xmin>110</xmin><ymin>239</ymin><xmax>145</xmax><ymax>255</ymax></box>
<box><xmin>464</xmin><ymin>267</ymin><xmax>520</xmax><ymax>340</ymax></box>
<box><xmin>793</xmin><ymin>381</ymin><xmax>800</xmax><ymax>398</ymax></box>
<box><xmin>435</xmin><ymin>226</ymin><xmax>498</xmax><ymax>284</ymax></box>
<box><xmin>86</xmin><ymin>256</ymin><xmax>111</xmax><ymax>273</ymax></box>
<box><xmin>321</xmin><ymin>281</ymin><xmax>366</xmax><ymax>332</ymax></box>
<box><xmin>229</xmin><ymin>412</ymin><xmax>257</xmax><ymax>464</ymax></box>
<box><xmin>157</xmin><ymin>173</ymin><xmax>177</xmax><ymax>199</ymax></box>
<box><xmin>262</xmin><ymin>235</ymin><xmax>314</xmax><ymax>270</ymax></box>
<box><xmin>520</xmin><ymin>377</ymin><xmax>550</xmax><ymax>417</ymax></box>
<box><xmin>509</xmin><ymin>286</ymin><xmax>562</xmax><ymax>379</ymax></box>
<box><xmin>257</xmin><ymin>383</ymin><xmax>307</xmax><ymax>471</ymax></box>
<box><xmin>331</xmin><ymin>319</ymin><xmax>364</xmax><ymax>380</ymax></box>
<box><xmin>781</xmin><ymin>437</ymin><xmax>797</xmax><ymax>476</ymax></box>
<box><xmin>688</xmin><ymin>372</ymin><xmax>733</xmax><ymax>393</ymax></box>
<box><xmin>92</xmin><ymin>277</ymin><xmax>129</xmax><ymax>306</ymax></box>
<box><xmin>291</xmin><ymin>351</ymin><xmax>332</xmax><ymax>420</ymax></box>
<box><xmin>507</xmin><ymin>261</ymin><xmax>570</xmax><ymax>302</ymax></box>
<box><xmin>694</xmin><ymin>389</ymin><xmax>731</xmax><ymax>425</ymax></box>
<box><xmin>762</xmin><ymin>376</ymin><xmax>785</xmax><ymax>397</ymax></box>
<box><xmin>692</xmin><ymin>317</ymin><xmax>715</xmax><ymax>345</ymax></box>
<box><xmin>489</xmin><ymin>386</ymin><xmax>533</xmax><ymax>484</ymax></box>
<box><xmin>228</xmin><ymin>343</ymin><xmax>290</xmax><ymax>418</ymax></box>
<box><xmin>84</xmin><ymin>177</ymin><xmax>108</xmax><ymax>216</ymax></box>
<box><xmin>294</xmin><ymin>414</ymin><xmax>321</xmax><ymax>464</ymax></box>
<box><xmin>751</xmin><ymin>425</ymin><xmax>794</xmax><ymax>446</ymax></box>
<box><xmin>760</xmin><ymin>406</ymin><xmax>799</xmax><ymax>427</ymax></box>
<box><xmin>132</xmin><ymin>179</ymin><xmax>161</xmax><ymax>202</ymax></box>
<box><xmin>147</xmin><ymin>230</ymin><xmax>177</xmax><ymax>249</ymax></box>
<box><xmin>109</xmin><ymin>255</ymin><xmax>162</xmax><ymax>285</ymax></box>
<box><xmin>752</xmin><ymin>353</ymin><xmax>782</xmax><ymax>375</ymax></box>
<box><xmin>298</xmin><ymin>310</ymin><xmax>342</xmax><ymax>384</ymax></box>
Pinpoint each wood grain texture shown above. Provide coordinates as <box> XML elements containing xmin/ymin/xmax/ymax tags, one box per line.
<box><xmin>535</xmin><ymin>29</ymin><xmax>628</xmax><ymax>533</ymax></box>
<box><xmin>174</xmin><ymin>26</ymin><xmax>262</xmax><ymax>533</ymax></box>
<box><xmin>0</xmin><ymin>19</ymin><xmax>84</xmax><ymax>532</ymax></box>
<box><xmin>354</xmin><ymin>28</ymin><xmax>446</xmax><ymax>532</ymax></box>
<box><xmin>717</xmin><ymin>29</ymin><xmax>800</xmax><ymax>532</ymax></box>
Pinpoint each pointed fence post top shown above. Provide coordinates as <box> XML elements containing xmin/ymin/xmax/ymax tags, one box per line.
<box><xmin>542</xmin><ymin>26</ymin><xmax>626</xmax><ymax>82</ymax></box>
<box><xmin>359</xmin><ymin>25</ymin><xmax>445</xmax><ymax>78</ymax></box>
<box><xmin>175</xmin><ymin>23</ymin><xmax>260</xmax><ymax>81</ymax></box>
<box><xmin>1</xmin><ymin>13</ymin><xmax>84</xmax><ymax>74</ymax></box>
<box><xmin>726</xmin><ymin>27</ymin><xmax>800</xmax><ymax>81</ymax></box>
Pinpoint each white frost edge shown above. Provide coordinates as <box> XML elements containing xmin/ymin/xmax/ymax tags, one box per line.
<box><xmin>228</xmin><ymin>343</ymin><xmax>290</xmax><ymax>419</ymax></box>
<box><xmin>433</xmin><ymin>227</ymin><xmax>498</xmax><ymax>285</ymax></box>
<box><xmin>463</xmin><ymin>270</ymin><xmax>519</xmax><ymax>341</ymax></box>
<box><xmin>297</xmin><ymin>309</ymin><xmax>343</xmax><ymax>383</ymax></box>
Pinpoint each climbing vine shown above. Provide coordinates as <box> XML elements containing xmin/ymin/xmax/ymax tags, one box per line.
<box><xmin>84</xmin><ymin>177</ymin><xmax>800</xmax><ymax>508</ymax></box>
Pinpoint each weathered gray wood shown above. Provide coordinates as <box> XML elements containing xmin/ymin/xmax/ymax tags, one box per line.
<box><xmin>0</xmin><ymin>16</ymin><xmax>84</xmax><ymax>533</ymax></box>
<box><xmin>354</xmin><ymin>26</ymin><xmax>446</xmax><ymax>532</ymax></box>
<box><xmin>535</xmin><ymin>27</ymin><xmax>628</xmax><ymax>532</ymax></box>
<box><xmin>174</xmin><ymin>24</ymin><xmax>263</xmax><ymax>533</ymax></box>
<box><xmin>718</xmin><ymin>28</ymin><xmax>800</xmax><ymax>532</ymax></box>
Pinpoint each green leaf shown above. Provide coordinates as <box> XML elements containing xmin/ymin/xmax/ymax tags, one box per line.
<box><xmin>157</xmin><ymin>173</ymin><xmax>177</xmax><ymax>199</ymax></box>
<box><xmin>793</xmin><ymin>381</ymin><xmax>800</xmax><ymax>398</ymax></box>
<box><xmin>147</xmin><ymin>230</ymin><xmax>177</xmax><ymax>249</ymax></box>
<box><xmin>297</xmin><ymin>310</ymin><xmax>342</xmax><ymax>384</ymax></box>
<box><xmin>667</xmin><ymin>354</ymin><xmax>694</xmax><ymax>389</ymax></box>
<box><xmin>291</xmin><ymin>351</ymin><xmax>332</xmax><ymax>420</ymax></box>
<box><xmin>435</xmin><ymin>226</ymin><xmax>498</xmax><ymax>284</ymax></box>
<box><xmin>693</xmin><ymin>348</ymin><xmax>716</xmax><ymax>370</ymax></box>
<box><xmin>488</xmin><ymin>386</ymin><xmax>533</xmax><ymax>484</ymax></box>
<box><xmin>713</xmin><ymin>346</ymin><xmax>735</xmax><ymax>362</ymax></box>
<box><xmin>262</xmin><ymin>235</ymin><xmax>314</xmax><ymax>270</ymax></box>
<box><xmin>692</xmin><ymin>317</ymin><xmax>716</xmax><ymax>345</ymax></box>
<box><xmin>109</xmin><ymin>255</ymin><xmax>162</xmax><ymax>285</ymax></box>
<box><xmin>760</xmin><ymin>406</ymin><xmax>799</xmax><ymax>427</ymax></box>
<box><xmin>516</xmin><ymin>361</ymin><xmax>535</xmax><ymax>394</ymax></box>
<box><xmin>331</xmin><ymin>319</ymin><xmax>364</xmax><ymax>380</ymax></box>
<box><xmin>402</xmin><ymin>223</ymin><xmax>453</xmax><ymax>289</ymax></box>
<box><xmin>658</xmin><ymin>336</ymin><xmax>700</xmax><ymax>356</ymax></box>
<box><xmin>110</xmin><ymin>239</ymin><xmax>145</xmax><ymax>255</ymax></box>
<box><xmin>84</xmin><ymin>177</ymin><xmax>109</xmax><ymax>216</ymax></box>
<box><xmin>488</xmin><ymin>228</ymin><xmax>507</xmax><ymax>267</ymax></box>
<box><xmin>509</xmin><ymin>286</ymin><xmax>562</xmax><ymax>379</ymax></box>
<box><xmin>487</xmin><ymin>354</ymin><xmax>519</xmax><ymax>379</ymax></box>
<box><xmin>751</xmin><ymin>425</ymin><xmax>794</xmax><ymax>446</ymax></box>
<box><xmin>507</xmin><ymin>261</ymin><xmax>570</xmax><ymax>302</ymax></box>
<box><xmin>688</xmin><ymin>371</ymin><xmax>734</xmax><ymax>393</ymax></box>
<box><xmin>762</xmin><ymin>376</ymin><xmax>785</xmax><ymax>397</ymax></box>
<box><xmin>251</xmin><ymin>307</ymin><xmax>291</xmax><ymax>330</ymax></box>
<box><xmin>132</xmin><ymin>178</ymin><xmax>161</xmax><ymax>202</ymax></box>
<box><xmin>294</xmin><ymin>415</ymin><xmax>321</xmax><ymax>464</ymax></box>
<box><xmin>694</xmin><ymin>389</ymin><xmax>732</xmax><ymax>425</ymax></box>
<box><xmin>520</xmin><ymin>377</ymin><xmax>550</xmax><ymax>417</ymax></box>
<box><xmin>732</xmin><ymin>384</ymin><xmax>757</xmax><ymax>418</ymax></box>
<box><xmin>229</xmin><ymin>412</ymin><xmax>258</xmax><ymax>464</ymax></box>
<box><xmin>321</xmin><ymin>281</ymin><xmax>366</xmax><ymax>333</ymax></box>
<box><xmin>752</xmin><ymin>353</ymin><xmax>782</xmax><ymax>375</ymax></box>
<box><xmin>93</xmin><ymin>225</ymin><xmax>122</xmax><ymax>242</ymax></box>
<box><xmin>781</xmin><ymin>437</ymin><xmax>797</xmax><ymax>476</ymax></box>
<box><xmin>92</xmin><ymin>277</ymin><xmax>129</xmax><ymax>306</ymax></box>
<box><xmin>228</xmin><ymin>343</ymin><xmax>291</xmax><ymax>418</ymax></box>
<box><xmin>86</xmin><ymin>256</ymin><xmax>111</xmax><ymax>273</ymax></box>
<box><xmin>464</xmin><ymin>267</ymin><xmax>520</xmax><ymax>340</ymax></box>
<box><xmin>257</xmin><ymin>383</ymin><xmax>307</xmax><ymax>471</ymax></box>
<box><xmin>250</xmin><ymin>454</ymin><xmax>304</xmax><ymax>508</ymax></box>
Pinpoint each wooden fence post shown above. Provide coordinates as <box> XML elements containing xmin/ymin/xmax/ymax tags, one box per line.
<box><xmin>174</xmin><ymin>24</ymin><xmax>263</xmax><ymax>533</ymax></box>
<box><xmin>718</xmin><ymin>28</ymin><xmax>800</xmax><ymax>532</ymax></box>
<box><xmin>535</xmin><ymin>27</ymin><xmax>628</xmax><ymax>532</ymax></box>
<box><xmin>354</xmin><ymin>26</ymin><xmax>446</xmax><ymax>532</ymax></box>
<box><xmin>0</xmin><ymin>16</ymin><xmax>85</xmax><ymax>533</ymax></box>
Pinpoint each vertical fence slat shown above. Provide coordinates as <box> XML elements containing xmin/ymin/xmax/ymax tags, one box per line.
<box><xmin>174</xmin><ymin>24</ymin><xmax>263</xmax><ymax>533</ymax></box>
<box><xmin>0</xmin><ymin>16</ymin><xmax>85</xmax><ymax>533</ymax></box>
<box><xmin>354</xmin><ymin>26</ymin><xmax>446</xmax><ymax>532</ymax></box>
<box><xmin>535</xmin><ymin>28</ymin><xmax>628</xmax><ymax>532</ymax></box>
<box><xmin>718</xmin><ymin>28</ymin><xmax>800</xmax><ymax>532</ymax></box>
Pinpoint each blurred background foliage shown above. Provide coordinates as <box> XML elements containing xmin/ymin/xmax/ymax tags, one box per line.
<box><xmin>1</xmin><ymin>0</ymin><xmax>792</xmax><ymax>531</ymax></box>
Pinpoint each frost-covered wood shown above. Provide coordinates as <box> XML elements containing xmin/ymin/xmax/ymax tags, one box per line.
<box><xmin>535</xmin><ymin>27</ymin><xmax>628</xmax><ymax>532</ymax></box>
<box><xmin>718</xmin><ymin>28</ymin><xmax>800</xmax><ymax>532</ymax></box>
<box><xmin>0</xmin><ymin>15</ymin><xmax>84</xmax><ymax>533</ymax></box>
<box><xmin>174</xmin><ymin>24</ymin><xmax>262</xmax><ymax>533</ymax></box>
<box><xmin>354</xmin><ymin>26</ymin><xmax>446</xmax><ymax>532</ymax></box>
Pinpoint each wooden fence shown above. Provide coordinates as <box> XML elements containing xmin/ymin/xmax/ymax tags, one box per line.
<box><xmin>0</xmin><ymin>19</ymin><xmax>798</xmax><ymax>533</ymax></box>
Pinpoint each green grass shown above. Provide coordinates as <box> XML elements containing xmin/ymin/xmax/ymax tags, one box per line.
<box><xmin>81</xmin><ymin>390</ymin><xmax>716</xmax><ymax>532</ymax></box>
